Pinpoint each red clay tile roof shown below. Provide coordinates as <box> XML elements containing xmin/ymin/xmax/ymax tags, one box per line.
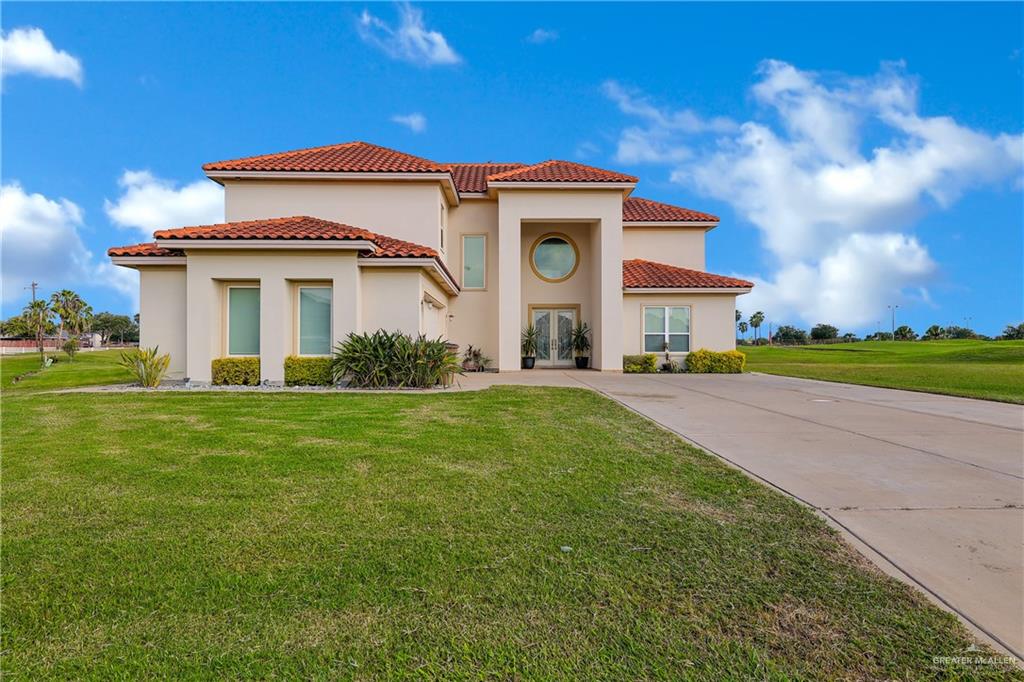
<box><xmin>203</xmin><ymin>141</ymin><xmax>449</xmax><ymax>174</ymax></box>
<box><xmin>623</xmin><ymin>197</ymin><xmax>719</xmax><ymax>223</ymax></box>
<box><xmin>446</xmin><ymin>163</ymin><xmax>526</xmax><ymax>193</ymax></box>
<box><xmin>623</xmin><ymin>259</ymin><xmax>753</xmax><ymax>289</ymax></box>
<box><xmin>487</xmin><ymin>160</ymin><xmax>638</xmax><ymax>184</ymax></box>
<box><xmin>108</xmin><ymin>242</ymin><xmax>185</xmax><ymax>257</ymax></box>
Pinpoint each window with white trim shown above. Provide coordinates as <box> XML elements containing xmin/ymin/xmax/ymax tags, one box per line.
<box><xmin>298</xmin><ymin>287</ymin><xmax>331</xmax><ymax>355</ymax></box>
<box><xmin>461</xmin><ymin>234</ymin><xmax>486</xmax><ymax>289</ymax></box>
<box><xmin>643</xmin><ymin>306</ymin><xmax>690</xmax><ymax>353</ymax></box>
<box><xmin>227</xmin><ymin>286</ymin><xmax>260</xmax><ymax>355</ymax></box>
<box><xmin>439</xmin><ymin>201</ymin><xmax>447</xmax><ymax>252</ymax></box>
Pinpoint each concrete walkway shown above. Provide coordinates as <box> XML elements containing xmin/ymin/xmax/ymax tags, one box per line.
<box><xmin>461</xmin><ymin>370</ymin><xmax>1024</xmax><ymax>658</ymax></box>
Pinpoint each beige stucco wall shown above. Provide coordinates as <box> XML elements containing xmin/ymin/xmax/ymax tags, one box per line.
<box><xmin>497</xmin><ymin>189</ymin><xmax>624</xmax><ymax>371</ymax></box>
<box><xmin>223</xmin><ymin>180</ymin><xmax>449</xmax><ymax>255</ymax></box>
<box><xmin>138</xmin><ymin>266</ymin><xmax>187</xmax><ymax>379</ymax></box>
<box><xmin>360</xmin><ymin>267</ymin><xmax>421</xmax><ymax>336</ymax></box>
<box><xmin>184</xmin><ymin>249</ymin><xmax>361</xmax><ymax>383</ymax></box>
<box><xmin>520</xmin><ymin>221</ymin><xmax>593</xmax><ymax>334</ymax></box>
<box><xmin>623</xmin><ymin>227</ymin><xmax>706</xmax><ymax>270</ymax></box>
<box><xmin>446</xmin><ymin>199</ymin><xmax>499</xmax><ymax>359</ymax></box>
<box><xmin>622</xmin><ymin>292</ymin><xmax>740</xmax><ymax>355</ymax></box>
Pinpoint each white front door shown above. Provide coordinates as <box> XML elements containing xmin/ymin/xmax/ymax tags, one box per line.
<box><xmin>532</xmin><ymin>308</ymin><xmax>576</xmax><ymax>367</ymax></box>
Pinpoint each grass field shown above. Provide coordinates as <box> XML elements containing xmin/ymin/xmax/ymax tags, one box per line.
<box><xmin>0</xmin><ymin>349</ymin><xmax>132</xmax><ymax>393</ymax></box>
<box><xmin>3</xmin><ymin>364</ymin><xmax>1015</xmax><ymax>678</ymax></box>
<box><xmin>742</xmin><ymin>339</ymin><xmax>1024</xmax><ymax>403</ymax></box>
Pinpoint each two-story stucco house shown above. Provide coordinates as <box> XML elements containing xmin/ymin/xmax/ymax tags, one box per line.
<box><xmin>108</xmin><ymin>141</ymin><xmax>752</xmax><ymax>382</ymax></box>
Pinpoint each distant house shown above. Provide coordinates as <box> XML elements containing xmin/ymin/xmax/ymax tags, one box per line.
<box><xmin>109</xmin><ymin>141</ymin><xmax>751</xmax><ymax>382</ymax></box>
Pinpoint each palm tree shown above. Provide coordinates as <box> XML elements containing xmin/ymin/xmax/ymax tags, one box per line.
<box><xmin>50</xmin><ymin>290</ymin><xmax>92</xmax><ymax>341</ymax></box>
<box><xmin>749</xmin><ymin>311</ymin><xmax>765</xmax><ymax>342</ymax></box>
<box><xmin>738</xmin><ymin>321</ymin><xmax>749</xmax><ymax>340</ymax></box>
<box><xmin>23</xmin><ymin>299</ymin><xmax>54</xmax><ymax>363</ymax></box>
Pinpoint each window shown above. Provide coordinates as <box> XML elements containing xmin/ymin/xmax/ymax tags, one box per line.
<box><xmin>439</xmin><ymin>202</ymin><xmax>447</xmax><ymax>251</ymax></box>
<box><xmin>228</xmin><ymin>287</ymin><xmax>260</xmax><ymax>355</ymax></box>
<box><xmin>461</xmin><ymin>234</ymin><xmax>486</xmax><ymax>289</ymax></box>
<box><xmin>643</xmin><ymin>306</ymin><xmax>690</xmax><ymax>353</ymax></box>
<box><xmin>529</xmin><ymin>233</ymin><xmax>579</xmax><ymax>282</ymax></box>
<box><xmin>298</xmin><ymin>287</ymin><xmax>331</xmax><ymax>355</ymax></box>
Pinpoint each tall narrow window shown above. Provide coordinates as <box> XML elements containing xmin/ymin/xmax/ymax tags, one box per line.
<box><xmin>228</xmin><ymin>287</ymin><xmax>260</xmax><ymax>355</ymax></box>
<box><xmin>643</xmin><ymin>306</ymin><xmax>690</xmax><ymax>353</ymax></box>
<box><xmin>299</xmin><ymin>287</ymin><xmax>331</xmax><ymax>355</ymax></box>
<box><xmin>439</xmin><ymin>202</ymin><xmax>447</xmax><ymax>251</ymax></box>
<box><xmin>462</xmin><ymin>234</ymin><xmax>486</xmax><ymax>289</ymax></box>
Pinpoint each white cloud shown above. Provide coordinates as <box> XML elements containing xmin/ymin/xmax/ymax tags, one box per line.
<box><xmin>357</xmin><ymin>3</ymin><xmax>461</xmax><ymax>66</ymax></box>
<box><xmin>1</xmin><ymin>27</ymin><xmax>83</xmax><ymax>86</ymax></box>
<box><xmin>104</xmin><ymin>171</ymin><xmax>223</xmax><ymax>237</ymax></box>
<box><xmin>0</xmin><ymin>183</ymin><xmax>137</xmax><ymax>310</ymax></box>
<box><xmin>605</xmin><ymin>62</ymin><xmax>1023</xmax><ymax>327</ymax></box>
<box><xmin>391</xmin><ymin>112</ymin><xmax>427</xmax><ymax>133</ymax></box>
<box><xmin>526</xmin><ymin>28</ymin><xmax>558</xmax><ymax>44</ymax></box>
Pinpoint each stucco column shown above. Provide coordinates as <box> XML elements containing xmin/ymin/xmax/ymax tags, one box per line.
<box><xmin>497</xmin><ymin>200</ymin><xmax>521</xmax><ymax>371</ymax></box>
<box><xmin>260</xmin><ymin>277</ymin><xmax>289</xmax><ymax>384</ymax></box>
<box><xmin>185</xmin><ymin>255</ymin><xmax>218</xmax><ymax>383</ymax></box>
<box><xmin>595</xmin><ymin>216</ymin><xmax>624</xmax><ymax>370</ymax></box>
<box><xmin>332</xmin><ymin>254</ymin><xmax>361</xmax><ymax>346</ymax></box>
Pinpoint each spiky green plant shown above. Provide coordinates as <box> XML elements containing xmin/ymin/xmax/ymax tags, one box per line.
<box><xmin>118</xmin><ymin>346</ymin><xmax>171</xmax><ymax>388</ymax></box>
<box><xmin>331</xmin><ymin>330</ymin><xmax>462</xmax><ymax>388</ymax></box>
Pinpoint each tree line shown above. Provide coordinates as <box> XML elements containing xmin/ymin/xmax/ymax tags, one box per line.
<box><xmin>735</xmin><ymin>310</ymin><xmax>1024</xmax><ymax>345</ymax></box>
<box><xmin>2</xmin><ymin>289</ymin><xmax>139</xmax><ymax>362</ymax></box>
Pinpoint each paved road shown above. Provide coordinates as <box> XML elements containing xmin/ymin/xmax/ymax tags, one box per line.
<box><xmin>464</xmin><ymin>370</ymin><xmax>1024</xmax><ymax>657</ymax></box>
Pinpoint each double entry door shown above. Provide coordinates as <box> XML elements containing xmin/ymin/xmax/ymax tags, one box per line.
<box><xmin>531</xmin><ymin>307</ymin><xmax>576</xmax><ymax>367</ymax></box>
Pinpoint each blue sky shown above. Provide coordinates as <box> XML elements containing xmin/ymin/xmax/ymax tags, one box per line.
<box><xmin>2</xmin><ymin>2</ymin><xmax>1021</xmax><ymax>335</ymax></box>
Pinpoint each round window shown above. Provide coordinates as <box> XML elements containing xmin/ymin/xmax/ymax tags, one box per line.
<box><xmin>530</xmin><ymin>234</ymin><xmax>579</xmax><ymax>282</ymax></box>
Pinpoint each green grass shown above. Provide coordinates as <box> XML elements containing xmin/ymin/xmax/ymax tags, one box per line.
<box><xmin>742</xmin><ymin>340</ymin><xmax>1024</xmax><ymax>403</ymax></box>
<box><xmin>3</xmin><ymin>376</ymin><xmax>1014</xmax><ymax>678</ymax></box>
<box><xmin>0</xmin><ymin>349</ymin><xmax>132</xmax><ymax>392</ymax></box>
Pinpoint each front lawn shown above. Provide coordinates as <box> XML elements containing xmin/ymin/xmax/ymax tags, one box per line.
<box><xmin>3</xmin><ymin>385</ymin><xmax>1012</xmax><ymax>679</ymax></box>
<box><xmin>743</xmin><ymin>340</ymin><xmax>1024</xmax><ymax>403</ymax></box>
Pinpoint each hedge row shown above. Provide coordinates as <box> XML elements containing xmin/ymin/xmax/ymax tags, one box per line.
<box><xmin>211</xmin><ymin>357</ymin><xmax>260</xmax><ymax>385</ymax></box>
<box><xmin>623</xmin><ymin>354</ymin><xmax>658</xmax><ymax>373</ymax></box>
<box><xmin>622</xmin><ymin>349</ymin><xmax>746</xmax><ymax>374</ymax></box>
<box><xmin>284</xmin><ymin>356</ymin><xmax>333</xmax><ymax>386</ymax></box>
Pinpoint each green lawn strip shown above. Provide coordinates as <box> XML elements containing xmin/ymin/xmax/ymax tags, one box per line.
<box><xmin>3</xmin><ymin>387</ymin><xmax>1013</xmax><ymax>679</ymax></box>
<box><xmin>0</xmin><ymin>350</ymin><xmax>132</xmax><ymax>393</ymax></box>
<box><xmin>743</xmin><ymin>340</ymin><xmax>1024</xmax><ymax>403</ymax></box>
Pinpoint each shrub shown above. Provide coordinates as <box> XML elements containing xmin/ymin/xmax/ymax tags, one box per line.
<box><xmin>332</xmin><ymin>330</ymin><xmax>462</xmax><ymax>389</ymax></box>
<box><xmin>285</xmin><ymin>356</ymin><xmax>333</xmax><ymax>386</ymax></box>
<box><xmin>623</xmin><ymin>353</ymin><xmax>658</xmax><ymax>373</ymax></box>
<box><xmin>119</xmin><ymin>346</ymin><xmax>171</xmax><ymax>388</ymax></box>
<box><xmin>685</xmin><ymin>349</ymin><xmax>746</xmax><ymax>374</ymax></box>
<box><xmin>62</xmin><ymin>336</ymin><xmax>79</xmax><ymax>362</ymax></box>
<box><xmin>212</xmin><ymin>357</ymin><xmax>260</xmax><ymax>385</ymax></box>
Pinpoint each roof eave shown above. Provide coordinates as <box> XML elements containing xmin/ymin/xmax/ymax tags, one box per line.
<box><xmin>624</xmin><ymin>220</ymin><xmax>719</xmax><ymax>229</ymax></box>
<box><xmin>622</xmin><ymin>286</ymin><xmax>753</xmax><ymax>294</ymax></box>
<box><xmin>154</xmin><ymin>238</ymin><xmax>377</xmax><ymax>251</ymax></box>
<box><xmin>110</xmin><ymin>256</ymin><xmax>187</xmax><ymax>268</ymax></box>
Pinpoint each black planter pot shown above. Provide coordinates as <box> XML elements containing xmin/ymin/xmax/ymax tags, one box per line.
<box><xmin>522</xmin><ymin>356</ymin><xmax>536</xmax><ymax>369</ymax></box>
<box><xmin>575</xmin><ymin>356</ymin><xmax>590</xmax><ymax>369</ymax></box>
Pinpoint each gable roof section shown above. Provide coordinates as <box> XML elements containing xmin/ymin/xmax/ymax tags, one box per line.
<box><xmin>447</xmin><ymin>163</ymin><xmax>526</xmax><ymax>193</ymax></box>
<box><xmin>623</xmin><ymin>259</ymin><xmax>753</xmax><ymax>289</ymax></box>
<box><xmin>486</xmin><ymin>160</ymin><xmax>637</xmax><ymax>184</ymax></box>
<box><xmin>202</xmin><ymin>141</ymin><xmax>448</xmax><ymax>174</ymax></box>
<box><xmin>623</xmin><ymin>197</ymin><xmax>719</xmax><ymax>223</ymax></box>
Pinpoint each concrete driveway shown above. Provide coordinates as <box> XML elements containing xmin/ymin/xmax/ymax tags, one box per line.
<box><xmin>463</xmin><ymin>370</ymin><xmax>1024</xmax><ymax>658</ymax></box>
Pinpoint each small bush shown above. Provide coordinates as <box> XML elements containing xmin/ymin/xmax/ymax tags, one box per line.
<box><xmin>119</xmin><ymin>346</ymin><xmax>171</xmax><ymax>388</ymax></box>
<box><xmin>212</xmin><ymin>357</ymin><xmax>260</xmax><ymax>385</ymax></box>
<box><xmin>62</xmin><ymin>337</ymin><xmax>79</xmax><ymax>362</ymax></box>
<box><xmin>332</xmin><ymin>330</ymin><xmax>462</xmax><ymax>389</ymax></box>
<box><xmin>685</xmin><ymin>349</ymin><xmax>746</xmax><ymax>374</ymax></box>
<box><xmin>623</xmin><ymin>353</ymin><xmax>658</xmax><ymax>373</ymax></box>
<box><xmin>285</xmin><ymin>356</ymin><xmax>333</xmax><ymax>386</ymax></box>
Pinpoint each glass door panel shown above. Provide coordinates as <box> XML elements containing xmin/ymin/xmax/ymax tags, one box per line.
<box><xmin>533</xmin><ymin>309</ymin><xmax>551</xmax><ymax>362</ymax></box>
<box><xmin>556</xmin><ymin>310</ymin><xmax>574</xmax><ymax>362</ymax></box>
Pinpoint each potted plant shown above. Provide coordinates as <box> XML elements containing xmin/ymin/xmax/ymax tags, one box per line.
<box><xmin>571</xmin><ymin>321</ymin><xmax>591</xmax><ymax>369</ymax></box>
<box><xmin>462</xmin><ymin>345</ymin><xmax>481</xmax><ymax>372</ymax></box>
<box><xmin>521</xmin><ymin>324</ymin><xmax>538</xmax><ymax>369</ymax></box>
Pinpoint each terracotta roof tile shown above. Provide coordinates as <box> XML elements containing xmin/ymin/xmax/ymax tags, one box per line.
<box><xmin>107</xmin><ymin>242</ymin><xmax>185</xmax><ymax>257</ymax></box>
<box><xmin>203</xmin><ymin>141</ymin><xmax>448</xmax><ymax>174</ymax></box>
<box><xmin>486</xmin><ymin>160</ymin><xmax>638</xmax><ymax>184</ymax></box>
<box><xmin>623</xmin><ymin>197</ymin><xmax>719</xmax><ymax>223</ymax></box>
<box><xmin>153</xmin><ymin>215</ymin><xmax>378</xmax><ymax>242</ymax></box>
<box><xmin>623</xmin><ymin>259</ymin><xmax>753</xmax><ymax>289</ymax></box>
<box><xmin>446</xmin><ymin>163</ymin><xmax>526</xmax><ymax>193</ymax></box>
